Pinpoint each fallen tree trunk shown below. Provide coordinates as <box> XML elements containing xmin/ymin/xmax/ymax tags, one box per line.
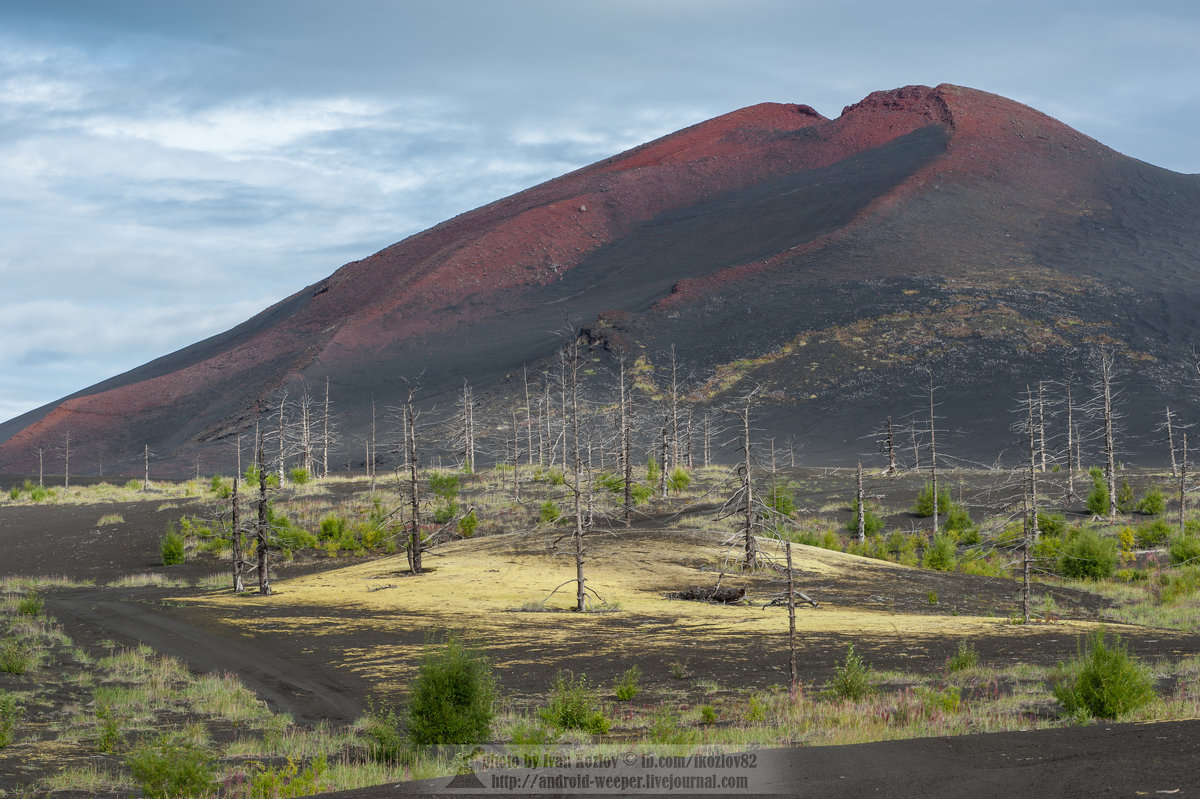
<box><xmin>670</xmin><ymin>586</ymin><xmax>746</xmax><ymax>603</ymax></box>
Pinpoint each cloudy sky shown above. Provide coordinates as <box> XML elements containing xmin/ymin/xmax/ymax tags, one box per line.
<box><xmin>2</xmin><ymin>0</ymin><xmax>1197</xmax><ymax>423</ymax></box>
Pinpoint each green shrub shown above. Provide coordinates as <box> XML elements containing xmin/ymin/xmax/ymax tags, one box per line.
<box><xmin>1138</xmin><ymin>488</ymin><xmax>1165</xmax><ymax>516</ymax></box>
<box><xmin>595</xmin><ymin>472</ymin><xmax>624</xmax><ymax>494</ymax></box>
<box><xmin>246</xmin><ymin>754</ymin><xmax>330</xmax><ymax>799</ymax></box>
<box><xmin>547</xmin><ymin>469</ymin><xmax>566</xmax><ymax>486</ymax></box>
<box><xmin>125</xmin><ymin>729</ymin><xmax>216</xmax><ymax>799</ymax></box>
<box><xmin>1053</xmin><ymin>629</ymin><xmax>1155</xmax><ymax>719</ymax></box>
<box><xmin>289</xmin><ymin>467</ymin><xmax>310</xmax><ymax>485</ymax></box>
<box><xmin>318</xmin><ymin>515</ymin><xmax>349</xmax><ymax>541</ymax></box>
<box><xmin>699</xmin><ymin>705</ymin><xmax>717</xmax><ymax>725</ymax></box>
<box><xmin>541</xmin><ymin>671</ymin><xmax>609</xmax><ymax>733</ymax></box>
<box><xmin>1059</xmin><ymin>530</ymin><xmax>1116</xmax><ymax>580</ymax></box>
<box><xmin>406</xmin><ymin>634</ymin><xmax>498</xmax><ymax>746</ymax></box>
<box><xmin>645</xmin><ymin>455</ymin><xmax>660</xmax><ymax>486</ymax></box>
<box><xmin>1169</xmin><ymin>534</ymin><xmax>1200</xmax><ymax>566</ymax></box>
<box><xmin>1086</xmin><ymin>473</ymin><xmax>1109</xmax><ymax>516</ymax></box>
<box><xmin>912</xmin><ymin>483</ymin><xmax>950</xmax><ymax>517</ymax></box>
<box><xmin>766</xmin><ymin>479</ymin><xmax>797</xmax><ymax>517</ymax></box>
<box><xmin>1033</xmin><ymin>534</ymin><xmax>1064</xmax><ymax>563</ymax></box>
<box><xmin>459</xmin><ymin>510</ymin><xmax>479</xmax><ymax>538</ymax></box>
<box><xmin>945</xmin><ymin>639</ymin><xmax>979</xmax><ymax>673</ymax></box>
<box><xmin>1136</xmin><ymin>519</ymin><xmax>1172</xmax><ymax>548</ymax></box>
<box><xmin>29</xmin><ymin>485</ymin><xmax>50</xmax><ymax>502</ymax></box>
<box><xmin>432</xmin><ymin>501</ymin><xmax>459</xmax><ymax>525</ymax></box>
<box><xmin>943</xmin><ymin>504</ymin><xmax>975</xmax><ymax>536</ymax></box>
<box><xmin>360</xmin><ymin>700</ymin><xmax>406</xmax><ymax>764</ymax></box>
<box><xmin>0</xmin><ymin>691</ymin><xmax>21</xmax><ymax>748</ymax></box>
<box><xmin>16</xmin><ymin>592</ymin><xmax>43</xmax><ymax>616</ymax></box>
<box><xmin>0</xmin><ymin>639</ymin><xmax>36</xmax><ymax>675</ymax></box>
<box><xmin>828</xmin><ymin>644</ymin><xmax>874</xmax><ymax>700</ymax></box>
<box><xmin>209</xmin><ymin>475</ymin><xmax>232</xmax><ymax>499</ymax></box>
<box><xmin>1037</xmin><ymin>513</ymin><xmax>1068</xmax><ymax>538</ymax></box>
<box><xmin>667</xmin><ymin>467</ymin><xmax>691</xmax><ymax>495</ymax></box>
<box><xmin>631</xmin><ymin>482</ymin><xmax>653</xmax><ymax>506</ymax></box>
<box><xmin>428</xmin><ymin>472</ymin><xmax>460</xmax><ymax>501</ymax></box>
<box><xmin>539</xmin><ymin>500</ymin><xmax>562</xmax><ymax>524</ymax></box>
<box><xmin>160</xmin><ymin>529</ymin><xmax>186</xmax><ymax>566</ymax></box>
<box><xmin>923</xmin><ymin>535</ymin><xmax>957</xmax><ymax>571</ymax></box>
<box><xmin>1158</xmin><ymin>566</ymin><xmax>1200</xmax><ymax>604</ymax></box>
<box><xmin>844</xmin><ymin>506</ymin><xmax>884</xmax><ymax>537</ymax></box>
<box><xmin>1115</xmin><ymin>479</ymin><xmax>1135</xmax><ymax>514</ymax></box>
<box><xmin>613</xmin><ymin>665</ymin><xmax>641</xmax><ymax>701</ymax></box>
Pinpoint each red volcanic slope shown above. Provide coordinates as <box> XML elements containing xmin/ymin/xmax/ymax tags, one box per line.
<box><xmin>1</xmin><ymin>84</ymin><xmax>1194</xmax><ymax>474</ymax></box>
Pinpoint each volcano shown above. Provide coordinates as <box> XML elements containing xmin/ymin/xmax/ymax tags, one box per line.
<box><xmin>3</xmin><ymin>84</ymin><xmax>1200</xmax><ymax>475</ymax></box>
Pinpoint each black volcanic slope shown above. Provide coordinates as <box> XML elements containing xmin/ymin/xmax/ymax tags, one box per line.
<box><xmin>2</xmin><ymin>84</ymin><xmax>1199</xmax><ymax>475</ymax></box>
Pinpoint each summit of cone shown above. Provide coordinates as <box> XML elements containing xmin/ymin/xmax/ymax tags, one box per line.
<box><xmin>3</xmin><ymin>84</ymin><xmax>1199</xmax><ymax>474</ymax></box>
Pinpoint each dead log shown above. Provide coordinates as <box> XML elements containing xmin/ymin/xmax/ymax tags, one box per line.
<box><xmin>670</xmin><ymin>586</ymin><xmax>746</xmax><ymax>603</ymax></box>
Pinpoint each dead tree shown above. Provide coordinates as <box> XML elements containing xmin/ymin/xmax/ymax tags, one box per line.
<box><xmin>884</xmin><ymin>417</ymin><xmax>898</xmax><ymax>475</ymax></box>
<box><xmin>786</xmin><ymin>537</ymin><xmax>799</xmax><ymax>699</ymax></box>
<box><xmin>275</xmin><ymin>390</ymin><xmax>288</xmax><ymax>483</ymax></box>
<box><xmin>928</xmin><ymin>373</ymin><xmax>940</xmax><ymax>535</ymax></box>
<box><xmin>523</xmin><ymin>367</ymin><xmax>535</xmax><ymax>467</ymax></box>
<box><xmin>59</xmin><ymin>432</ymin><xmax>71</xmax><ymax>489</ymax></box>
<box><xmin>231</xmin><ymin>475</ymin><xmax>245</xmax><ymax>593</ymax></box>
<box><xmin>403</xmin><ymin>380</ymin><xmax>423</xmax><ymax>574</ymax></box>
<box><xmin>1098</xmin><ymin>348</ymin><xmax>1118</xmax><ymax>522</ymax></box>
<box><xmin>726</xmin><ymin>390</ymin><xmax>761</xmax><ymax>570</ymax></box>
<box><xmin>321</xmin><ymin>377</ymin><xmax>332</xmax><ymax>478</ymax></box>
<box><xmin>1180</xmin><ymin>433</ymin><xmax>1189</xmax><ymax>535</ymax></box>
<box><xmin>143</xmin><ymin>445</ymin><xmax>151</xmax><ymax>492</ymax></box>
<box><xmin>1065</xmin><ymin>378</ymin><xmax>1076</xmax><ymax>504</ymax></box>
<box><xmin>36</xmin><ymin>447</ymin><xmax>44</xmax><ymax>487</ymax></box>
<box><xmin>854</xmin><ymin>462</ymin><xmax>866</xmax><ymax>542</ymax></box>
<box><xmin>460</xmin><ymin>381</ymin><xmax>477</xmax><ymax>473</ymax></box>
<box><xmin>1037</xmin><ymin>380</ymin><xmax>1047</xmax><ymax>472</ymax></box>
<box><xmin>255</xmin><ymin>430</ymin><xmax>271</xmax><ymax>595</ymax></box>
<box><xmin>568</xmin><ymin>338</ymin><xmax>589</xmax><ymax>611</ymax></box>
<box><xmin>618</xmin><ymin>351</ymin><xmax>634</xmax><ymax>527</ymax></box>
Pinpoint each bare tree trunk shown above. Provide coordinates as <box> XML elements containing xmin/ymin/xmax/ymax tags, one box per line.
<box><xmin>669</xmin><ymin>344</ymin><xmax>680</xmax><ymax>472</ymax></box>
<box><xmin>855</xmin><ymin>462</ymin><xmax>866</xmax><ymax>542</ymax></box>
<box><xmin>1066</xmin><ymin>380</ymin><xmax>1076</xmax><ymax>504</ymax></box>
<box><xmin>524</xmin><ymin>367</ymin><xmax>535</xmax><ymax>467</ymax></box>
<box><xmin>619</xmin><ymin>353</ymin><xmax>633</xmax><ymax>528</ymax></box>
<box><xmin>885</xmin><ymin>416</ymin><xmax>897</xmax><ymax>475</ymax></box>
<box><xmin>702</xmin><ymin>414</ymin><xmax>711</xmax><ymax>468</ymax></box>
<box><xmin>231</xmin><ymin>476</ymin><xmax>244</xmax><ymax>593</ymax></box>
<box><xmin>1100</xmin><ymin>349</ymin><xmax>1117</xmax><ymax>522</ymax></box>
<box><xmin>685</xmin><ymin>410</ymin><xmax>694</xmax><ymax>470</ymax></box>
<box><xmin>1027</xmin><ymin>386</ymin><xmax>1041</xmax><ymax>542</ymax></box>
<box><xmin>1166</xmin><ymin>407</ymin><xmax>1179</xmax><ymax>478</ymax></box>
<box><xmin>1180</xmin><ymin>433</ymin><xmax>1188</xmax><ymax>535</ymax></box>
<box><xmin>370</xmin><ymin>398</ymin><xmax>377</xmax><ymax>497</ymax></box>
<box><xmin>37</xmin><ymin>448</ymin><xmax>44</xmax><ymax>487</ymax></box>
<box><xmin>929</xmin><ymin>375</ymin><xmax>939</xmax><ymax>536</ymax></box>
<box><xmin>405</xmin><ymin>383</ymin><xmax>422</xmax><ymax>574</ymax></box>
<box><xmin>559</xmin><ymin>351</ymin><xmax>569</xmax><ymax>473</ymax></box>
<box><xmin>276</xmin><ymin>391</ymin><xmax>287</xmax><ymax>483</ymax></box>
<box><xmin>740</xmin><ymin>395</ymin><xmax>758</xmax><ymax>570</ymax></box>
<box><xmin>658</xmin><ymin>416</ymin><xmax>669</xmax><ymax>498</ymax></box>
<box><xmin>1022</xmin><ymin>479</ymin><xmax>1031</xmax><ymax>624</ymax></box>
<box><xmin>256</xmin><ymin>431</ymin><xmax>271</xmax><ymax>595</ymax></box>
<box><xmin>462</xmin><ymin>381</ymin><xmax>475</xmax><ymax>473</ymax></box>
<box><xmin>567</xmin><ymin>340</ymin><xmax>588</xmax><ymax>612</ymax></box>
<box><xmin>511</xmin><ymin>407</ymin><xmax>521</xmax><ymax>502</ymax></box>
<box><xmin>143</xmin><ymin>445</ymin><xmax>150</xmax><ymax>492</ymax></box>
<box><xmin>62</xmin><ymin>432</ymin><xmax>70</xmax><ymax>489</ymax></box>
<box><xmin>786</xmin><ymin>539</ymin><xmax>798</xmax><ymax>699</ymax></box>
<box><xmin>322</xmin><ymin>377</ymin><xmax>331</xmax><ymax>479</ymax></box>
<box><xmin>1035</xmin><ymin>381</ymin><xmax>1046</xmax><ymax>472</ymax></box>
